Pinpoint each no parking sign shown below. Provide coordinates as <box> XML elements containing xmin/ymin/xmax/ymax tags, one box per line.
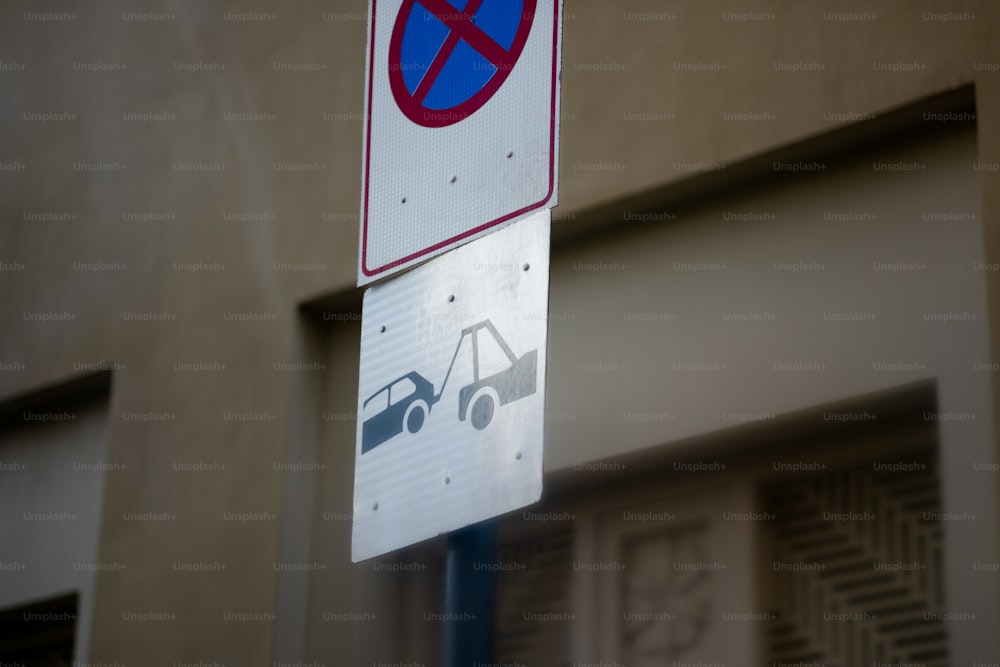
<box><xmin>358</xmin><ymin>0</ymin><xmax>562</xmax><ymax>285</ymax></box>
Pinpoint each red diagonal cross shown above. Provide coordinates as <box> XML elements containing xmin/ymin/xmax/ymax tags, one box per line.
<box><xmin>411</xmin><ymin>0</ymin><xmax>515</xmax><ymax>105</ymax></box>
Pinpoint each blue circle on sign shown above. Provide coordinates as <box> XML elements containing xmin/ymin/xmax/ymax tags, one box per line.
<box><xmin>388</xmin><ymin>0</ymin><xmax>536</xmax><ymax>127</ymax></box>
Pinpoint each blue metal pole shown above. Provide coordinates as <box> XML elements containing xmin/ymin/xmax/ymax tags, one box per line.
<box><xmin>443</xmin><ymin>520</ymin><xmax>498</xmax><ymax>667</ymax></box>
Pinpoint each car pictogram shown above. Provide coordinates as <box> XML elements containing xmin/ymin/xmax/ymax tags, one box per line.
<box><xmin>361</xmin><ymin>371</ymin><xmax>438</xmax><ymax>453</ymax></box>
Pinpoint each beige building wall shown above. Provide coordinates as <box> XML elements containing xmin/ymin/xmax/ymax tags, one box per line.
<box><xmin>0</xmin><ymin>392</ymin><xmax>110</xmax><ymax>662</ymax></box>
<box><xmin>305</xmin><ymin>116</ymin><xmax>994</xmax><ymax>666</ymax></box>
<box><xmin>1</xmin><ymin>0</ymin><xmax>999</xmax><ymax>665</ymax></box>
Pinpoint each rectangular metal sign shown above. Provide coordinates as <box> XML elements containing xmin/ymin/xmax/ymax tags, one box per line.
<box><xmin>352</xmin><ymin>210</ymin><xmax>550</xmax><ymax>561</ymax></box>
<box><xmin>358</xmin><ymin>0</ymin><xmax>562</xmax><ymax>286</ymax></box>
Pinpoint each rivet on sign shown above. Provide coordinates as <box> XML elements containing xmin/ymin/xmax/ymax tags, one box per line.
<box><xmin>401</xmin><ymin>197</ymin><xmax>407</xmax><ymax>204</ymax></box>
<box><xmin>380</xmin><ymin>325</ymin><xmax>386</xmax><ymax>333</ymax></box>
<box><xmin>515</xmin><ymin>451</ymin><xmax>522</xmax><ymax>460</ymax></box>
<box><xmin>507</xmin><ymin>151</ymin><xmax>514</xmax><ymax>159</ymax></box>
<box><xmin>450</xmin><ymin>176</ymin><xmax>457</xmax><ymax>184</ymax></box>
<box><xmin>522</xmin><ymin>263</ymin><xmax>530</xmax><ymax>271</ymax></box>
<box><xmin>448</xmin><ymin>294</ymin><xmax>455</xmax><ymax>303</ymax></box>
<box><xmin>372</xmin><ymin>502</ymin><xmax>379</xmax><ymax>511</ymax></box>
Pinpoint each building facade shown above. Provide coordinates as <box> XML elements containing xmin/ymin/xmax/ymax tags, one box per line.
<box><xmin>2</xmin><ymin>1</ymin><xmax>999</xmax><ymax>665</ymax></box>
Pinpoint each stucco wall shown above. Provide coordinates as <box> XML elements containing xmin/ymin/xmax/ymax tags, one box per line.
<box><xmin>1</xmin><ymin>1</ymin><xmax>999</xmax><ymax>665</ymax></box>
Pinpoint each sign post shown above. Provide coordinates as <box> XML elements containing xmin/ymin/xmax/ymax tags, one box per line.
<box><xmin>354</xmin><ymin>1</ymin><xmax>563</xmax><ymax>664</ymax></box>
<box><xmin>444</xmin><ymin>521</ymin><xmax>498</xmax><ymax>667</ymax></box>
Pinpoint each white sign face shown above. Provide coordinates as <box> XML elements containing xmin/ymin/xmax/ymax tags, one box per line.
<box><xmin>358</xmin><ymin>0</ymin><xmax>562</xmax><ymax>286</ymax></box>
<box><xmin>352</xmin><ymin>211</ymin><xmax>550</xmax><ymax>561</ymax></box>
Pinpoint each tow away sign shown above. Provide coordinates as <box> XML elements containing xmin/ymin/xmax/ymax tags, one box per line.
<box><xmin>358</xmin><ymin>0</ymin><xmax>562</xmax><ymax>285</ymax></box>
<box><xmin>352</xmin><ymin>210</ymin><xmax>550</xmax><ymax>561</ymax></box>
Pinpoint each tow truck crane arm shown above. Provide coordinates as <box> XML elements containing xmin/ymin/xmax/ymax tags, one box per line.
<box><xmin>433</xmin><ymin>320</ymin><xmax>518</xmax><ymax>402</ymax></box>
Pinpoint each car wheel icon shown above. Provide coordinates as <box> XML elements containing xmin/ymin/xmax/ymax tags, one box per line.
<box><xmin>469</xmin><ymin>390</ymin><xmax>497</xmax><ymax>431</ymax></box>
<box><xmin>404</xmin><ymin>400</ymin><xmax>428</xmax><ymax>434</ymax></box>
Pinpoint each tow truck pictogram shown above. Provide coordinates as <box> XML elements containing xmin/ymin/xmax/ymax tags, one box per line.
<box><xmin>360</xmin><ymin>319</ymin><xmax>537</xmax><ymax>453</ymax></box>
